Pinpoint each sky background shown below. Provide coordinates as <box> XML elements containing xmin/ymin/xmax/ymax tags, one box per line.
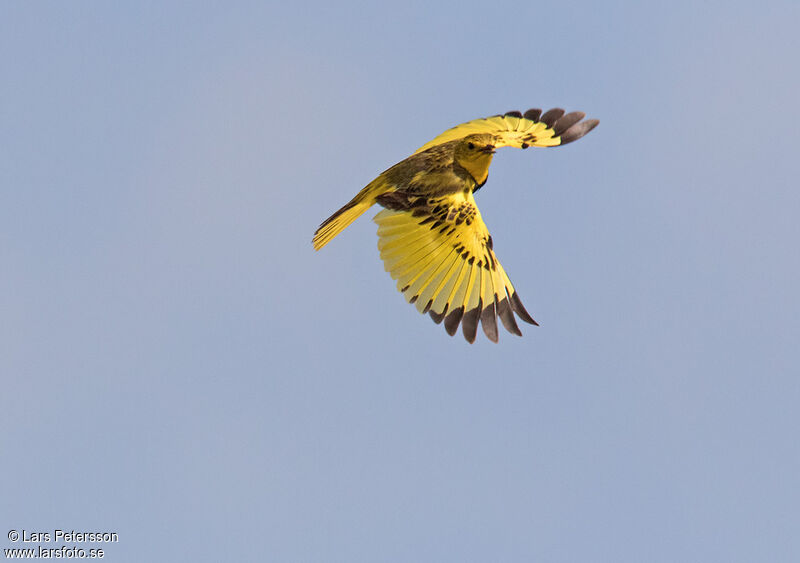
<box><xmin>2</xmin><ymin>2</ymin><xmax>799</xmax><ymax>561</ymax></box>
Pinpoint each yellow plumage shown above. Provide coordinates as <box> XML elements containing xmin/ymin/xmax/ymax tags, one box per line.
<box><xmin>313</xmin><ymin>107</ymin><xmax>598</xmax><ymax>342</ymax></box>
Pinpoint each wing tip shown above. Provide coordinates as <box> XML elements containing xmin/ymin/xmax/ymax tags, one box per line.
<box><xmin>429</xmin><ymin>309</ymin><xmax>446</xmax><ymax>324</ymax></box>
<box><xmin>523</xmin><ymin>108</ymin><xmax>542</xmax><ymax>121</ymax></box>
<box><xmin>480</xmin><ymin>302</ymin><xmax>499</xmax><ymax>343</ymax></box>
<box><xmin>558</xmin><ymin>118</ymin><xmax>600</xmax><ymax>145</ymax></box>
<box><xmin>461</xmin><ymin>304</ymin><xmax>481</xmax><ymax>344</ymax></box>
<box><xmin>444</xmin><ymin>307</ymin><xmax>464</xmax><ymax>336</ymax></box>
<box><xmin>497</xmin><ymin>297</ymin><xmax>522</xmax><ymax>336</ymax></box>
<box><xmin>510</xmin><ymin>292</ymin><xmax>538</xmax><ymax>326</ymax></box>
<box><xmin>552</xmin><ymin>111</ymin><xmax>586</xmax><ymax>137</ymax></box>
<box><xmin>539</xmin><ymin>108</ymin><xmax>566</xmax><ymax>128</ymax></box>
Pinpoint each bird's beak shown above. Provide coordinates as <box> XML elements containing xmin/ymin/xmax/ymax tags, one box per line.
<box><xmin>482</xmin><ymin>145</ymin><xmax>496</xmax><ymax>154</ymax></box>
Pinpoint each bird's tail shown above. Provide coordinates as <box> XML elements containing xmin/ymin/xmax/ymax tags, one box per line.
<box><xmin>312</xmin><ymin>179</ymin><xmax>387</xmax><ymax>250</ymax></box>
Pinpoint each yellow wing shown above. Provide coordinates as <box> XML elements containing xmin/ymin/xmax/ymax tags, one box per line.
<box><xmin>414</xmin><ymin>108</ymin><xmax>599</xmax><ymax>154</ymax></box>
<box><xmin>373</xmin><ymin>191</ymin><xmax>537</xmax><ymax>343</ymax></box>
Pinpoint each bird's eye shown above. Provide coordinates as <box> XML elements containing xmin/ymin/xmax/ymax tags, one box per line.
<box><xmin>467</xmin><ymin>142</ymin><xmax>475</xmax><ymax>150</ymax></box>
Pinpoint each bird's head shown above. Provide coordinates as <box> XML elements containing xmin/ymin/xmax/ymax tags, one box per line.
<box><xmin>454</xmin><ymin>133</ymin><xmax>496</xmax><ymax>187</ymax></box>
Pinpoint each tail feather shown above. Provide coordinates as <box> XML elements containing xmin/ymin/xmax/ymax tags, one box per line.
<box><xmin>313</xmin><ymin>180</ymin><xmax>387</xmax><ymax>250</ymax></box>
<box><xmin>313</xmin><ymin>200</ymin><xmax>372</xmax><ymax>250</ymax></box>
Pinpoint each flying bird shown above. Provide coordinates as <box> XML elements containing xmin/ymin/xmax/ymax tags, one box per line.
<box><xmin>313</xmin><ymin>108</ymin><xmax>598</xmax><ymax>343</ymax></box>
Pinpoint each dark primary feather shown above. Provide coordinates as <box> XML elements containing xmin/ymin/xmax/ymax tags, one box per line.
<box><xmin>540</xmin><ymin>108</ymin><xmax>565</xmax><ymax>128</ymax></box>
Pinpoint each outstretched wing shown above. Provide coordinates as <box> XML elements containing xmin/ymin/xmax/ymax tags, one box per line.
<box><xmin>373</xmin><ymin>191</ymin><xmax>537</xmax><ymax>343</ymax></box>
<box><xmin>414</xmin><ymin>108</ymin><xmax>599</xmax><ymax>154</ymax></box>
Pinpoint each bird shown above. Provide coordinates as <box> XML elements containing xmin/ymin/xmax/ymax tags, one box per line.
<box><xmin>313</xmin><ymin>108</ymin><xmax>599</xmax><ymax>343</ymax></box>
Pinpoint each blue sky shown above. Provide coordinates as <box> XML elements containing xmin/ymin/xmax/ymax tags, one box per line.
<box><xmin>2</xmin><ymin>2</ymin><xmax>799</xmax><ymax>561</ymax></box>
